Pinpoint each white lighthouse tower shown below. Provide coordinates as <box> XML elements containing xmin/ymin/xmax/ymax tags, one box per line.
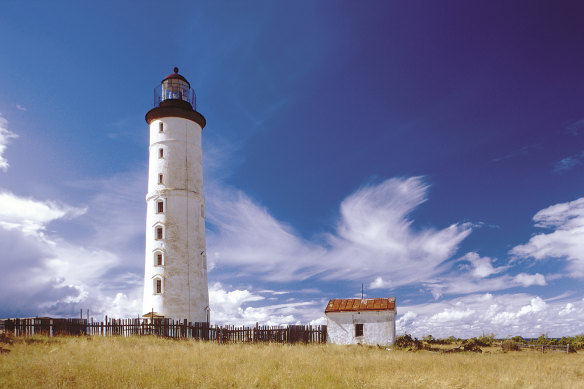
<box><xmin>142</xmin><ymin>67</ymin><xmax>209</xmax><ymax>323</ymax></box>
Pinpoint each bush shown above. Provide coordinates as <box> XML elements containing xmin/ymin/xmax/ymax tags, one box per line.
<box><xmin>464</xmin><ymin>337</ymin><xmax>490</xmax><ymax>347</ymax></box>
<box><xmin>395</xmin><ymin>334</ymin><xmax>422</xmax><ymax>350</ymax></box>
<box><xmin>502</xmin><ymin>340</ymin><xmax>521</xmax><ymax>352</ymax></box>
<box><xmin>462</xmin><ymin>338</ymin><xmax>484</xmax><ymax>352</ymax></box>
<box><xmin>422</xmin><ymin>335</ymin><xmax>449</xmax><ymax>345</ymax></box>
<box><xmin>445</xmin><ymin>336</ymin><xmax>460</xmax><ymax>344</ymax></box>
<box><xmin>536</xmin><ymin>333</ymin><xmax>550</xmax><ymax>345</ymax></box>
<box><xmin>0</xmin><ymin>333</ymin><xmax>13</xmax><ymax>345</ymax></box>
<box><xmin>477</xmin><ymin>333</ymin><xmax>495</xmax><ymax>346</ymax></box>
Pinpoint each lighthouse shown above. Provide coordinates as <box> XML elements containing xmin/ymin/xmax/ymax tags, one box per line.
<box><xmin>142</xmin><ymin>67</ymin><xmax>210</xmax><ymax>323</ymax></box>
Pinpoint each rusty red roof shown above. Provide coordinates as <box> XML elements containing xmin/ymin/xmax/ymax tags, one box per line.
<box><xmin>325</xmin><ymin>298</ymin><xmax>396</xmax><ymax>313</ymax></box>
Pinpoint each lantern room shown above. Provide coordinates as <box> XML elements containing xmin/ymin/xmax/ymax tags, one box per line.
<box><xmin>153</xmin><ymin>67</ymin><xmax>196</xmax><ymax>109</ymax></box>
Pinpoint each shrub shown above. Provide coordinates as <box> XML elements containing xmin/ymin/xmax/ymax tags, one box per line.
<box><xmin>0</xmin><ymin>333</ymin><xmax>13</xmax><ymax>345</ymax></box>
<box><xmin>536</xmin><ymin>333</ymin><xmax>550</xmax><ymax>345</ymax></box>
<box><xmin>461</xmin><ymin>338</ymin><xmax>483</xmax><ymax>352</ymax></box>
<box><xmin>477</xmin><ymin>333</ymin><xmax>495</xmax><ymax>346</ymax></box>
<box><xmin>464</xmin><ymin>337</ymin><xmax>489</xmax><ymax>347</ymax></box>
<box><xmin>502</xmin><ymin>340</ymin><xmax>521</xmax><ymax>352</ymax></box>
<box><xmin>395</xmin><ymin>334</ymin><xmax>422</xmax><ymax>350</ymax></box>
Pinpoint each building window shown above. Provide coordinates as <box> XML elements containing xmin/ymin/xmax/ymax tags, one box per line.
<box><xmin>158</xmin><ymin>174</ymin><xmax>163</xmax><ymax>184</ymax></box>
<box><xmin>154</xmin><ymin>278</ymin><xmax>162</xmax><ymax>294</ymax></box>
<box><xmin>159</xmin><ymin>122</ymin><xmax>164</xmax><ymax>133</ymax></box>
<box><xmin>155</xmin><ymin>226</ymin><xmax>163</xmax><ymax>240</ymax></box>
<box><xmin>201</xmin><ymin>204</ymin><xmax>205</xmax><ymax>218</ymax></box>
<box><xmin>154</xmin><ymin>252</ymin><xmax>163</xmax><ymax>266</ymax></box>
<box><xmin>157</xmin><ymin>200</ymin><xmax>164</xmax><ymax>213</ymax></box>
<box><xmin>158</xmin><ymin>148</ymin><xmax>164</xmax><ymax>158</ymax></box>
<box><xmin>355</xmin><ymin>324</ymin><xmax>363</xmax><ymax>337</ymax></box>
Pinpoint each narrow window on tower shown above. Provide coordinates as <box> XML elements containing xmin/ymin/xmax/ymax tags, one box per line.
<box><xmin>355</xmin><ymin>324</ymin><xmax>364</xmax><ymax>337</ymax></box>
<box><xmin>158</xmin><ymin>148</ymin><xmax>164</xmax><ymax>158</ymax></box>
<box><xmin>157</xmin><ymin>200</ymin><xmax>164</xmax><ymax>213</ymax></box>
<box><xmin>154</xmin><ymin>278</ymin><xmax>162</xmax><ymax>294</ymax></box>
<box><xmin>158</xmin><ymin>174</ymin><xmax>163</xmax><ymax>184</ymax></box>
<box><xmin>154</xmin><ymin>252</ymin><xmax>163</xmax><ymax>266</ymax></box>
<box><xmin>159</xmin><ymin>122</ymin><xmax>164</xmax><ymax>133</ymax></box>
<box><xmin>155</xmin><ymin>226</ymin><xmax>163</xmax><ymax>240</ymax></box>
<box><xmin>201</xmin><ymin>204</ymin><xmax>205</xmax><ymax>218</ymax></box>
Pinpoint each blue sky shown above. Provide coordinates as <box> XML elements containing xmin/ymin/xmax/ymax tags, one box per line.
<box><xmin>1</xmin><ymin>1</ymin><xmax>584</xmax><ymax>337</ymax></box>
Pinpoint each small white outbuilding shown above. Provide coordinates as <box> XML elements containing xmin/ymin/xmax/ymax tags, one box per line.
<box><xmin>325</xmin><ymin>297</ymin><xmax>396</xmax><ymax>346</ymax></box>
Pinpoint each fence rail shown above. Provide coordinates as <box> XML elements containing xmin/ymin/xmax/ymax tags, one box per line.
<box><xmin>0</xmin><ymin>318</ymin><xmax>326</xmax><ymax>344</ymax></box>
<box><xmin>515</xmin><ymin>343</ymin><xmax>571</xmax><ymax>353</ymax></box>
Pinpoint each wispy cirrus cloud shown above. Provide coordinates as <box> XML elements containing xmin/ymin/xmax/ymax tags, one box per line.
<box><xmin>511</xmin><ymin>197</ymin><xmax>584</xmax><ymax>277</ymax></box>
<box><xmin>554</xmin><ymin>152</ymin><xmax>584</xmax><ymax>173</ymax></box>
<box><xmin>0</xmin><ymin>115</ymin><xmax>19</xmax><ymax>172</ymax></box>
<box><xmin>491</xmin><ymin>144</ymin><xmax>539</xmax><ymax>163</ymax></box>
<box><xmin>422</xmin><ymin>251</ymin><xmax>545</xmax><ymax>299</ymax></box>
<box><xmin>206</xmin><ymin>176</ymin><xmax>473</xmax><ymax>286</ymax></box>
<box><xmin>566</xmin><ymin>118</ymin><xmax>584</xmax><ymax>135</ymax></box>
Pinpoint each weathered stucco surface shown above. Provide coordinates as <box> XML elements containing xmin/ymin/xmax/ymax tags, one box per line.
<box><xmin>142</xmin><ymin>117</ymin><xmax>209</xmax><ymax>323</ymax></box>
<box><xmin>326</xmin><ymin>311</ymin><xmax>396</xmax><ymax>346</ymax></box>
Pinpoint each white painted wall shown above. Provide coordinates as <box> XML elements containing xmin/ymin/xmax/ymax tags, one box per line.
<box><xmin>142</xmin><ymin>116</ymin><xmax>209</xmax><ymax>323</ymax></box>
<box><xmin>326</xmin><ymin>311</ymin><xmax>396</xmax><ymax>346</ymax></box>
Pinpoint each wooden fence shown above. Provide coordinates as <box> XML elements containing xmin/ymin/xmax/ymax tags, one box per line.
<box><xmin>0</xmin><ymin>318</ymin><xmax>327</xmax><ymax>344</ymax></box>
<box><xmin>514</xmin><ymin>343</ymin><xmax>572</xmax><ymax>354</ymax></box>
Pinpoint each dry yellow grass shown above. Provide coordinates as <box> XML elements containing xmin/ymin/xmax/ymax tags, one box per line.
<box><xmin>1</xmin><ymin>336</ymin><xmax>583</xmax><ymax>388</ymax></box>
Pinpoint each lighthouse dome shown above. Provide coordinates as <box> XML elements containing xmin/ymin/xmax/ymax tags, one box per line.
<box><xmin>162</xmin><ymin>67</ymin><xmax>191</xmax><ymax>88</ymax></box>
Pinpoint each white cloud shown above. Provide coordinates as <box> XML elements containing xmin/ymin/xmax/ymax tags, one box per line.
<box><xmin>513</xmin><ymin>273</ymin><xmax>546</xmax><ymax>287</ymax></box>
<box><xmin>511</xmin><ymin>197</ymin><xmax>584</xmax><ymax>277</ymax></box>
<box><xmin>15</xmin><ymin>105</ymin><xmax>26</xmax><ymax>111</ymax></box>
<box><xmin>425</xmin><ymin>252</ymin><xmax>545</xmax><ymax>297</ymax></box>
<box><xmin>369</xmin><ymin>276</ymin><xmax>391</xmax><ymax>289</ymax></box>
<box><xmin>206</xmin><ymin>184</ymin><xmax>324</xmax><ymax>281</ymax></box>
<box><xmin>207</xmin><ymin>177</ymin><xmax>472</xmax><ymax>286</ymax></box>
<box><xmin>516</xmin><ymin>297</ymin><xmax>546</xmax><ymax>317</ymax></box>
<box><xmin>0</xmin><ymin>115</ymin><xmax>18</xmax><ymax>172</ymax></box>
<box><xmin>460</xmin><ymin>252</ymin><xmax>505</xmax><ymax>278</ymax></box>
<box><xmin>430</xmin><ymin>308</ymin><xmax>475</xmax><ymax>323</ymax></box>
<box><xmin>396</xmin><ymin>311</ymin><xmax>417</xmax><ymax>328</ymax></box>
<box><xmin>309</xmin><ymin>316</ymin><xmax>327</xmax><ymax>326</ymax></box>
<box><xmin>397</xmin><ymin>293</ymin><xmax>583</xmax><ymax>338</ymax></box>
<box><xmin>0</xmin><ymin>173</ymin><xmax>144</xmax><ymax>319</ymax></box>
<box><xmin>559</xmin><ymin>303</ymin><xmax>575</xmax><ymax>316</ymax></box>
<box><xmin>208</xmin><ymin>282</ymin><xmax>324</xmax><ymax>325</ymax></box>
<box><xmin>0</xmin><ymin>191</ymin><xmax>86</xmax><ymax>234</ymax></box>
<box><xmin>70</xmin><ymin>169</ymin><xmax>146</xmax><ymax>252</ymax></box>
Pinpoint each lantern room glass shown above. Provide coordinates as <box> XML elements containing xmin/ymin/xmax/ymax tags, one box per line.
<box><xmin>162</xmin><ymin>78</ymin><xmax>189</xmax><ymax>102</ymax></box>
<box><xmin>154</xmin><ymin>79</ymin><xmax>196</xmax><ymax>109</ymax></box>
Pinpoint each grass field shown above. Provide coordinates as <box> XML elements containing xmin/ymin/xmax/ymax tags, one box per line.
<box><xmin>1</xmin><ymin>336</ymin><xmax>583</xmax><ymax>388</ymax></box>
